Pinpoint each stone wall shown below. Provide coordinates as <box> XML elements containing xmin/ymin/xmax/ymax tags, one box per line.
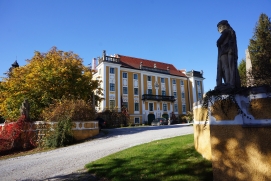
<box><xmin>34</xmin><ymin>121</ymin><xmax>99</xmax><ymax>142</ymax></box>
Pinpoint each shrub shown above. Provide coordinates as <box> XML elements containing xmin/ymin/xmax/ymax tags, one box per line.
<box><xmin>41</xmin><ymin>98</ymin><xmax>96</xmax><ymax>148</ymax></box>
<box><xmin>0</xmin><ymin>115</ymin><xmax>36</xmax><ymax>153</ymax></box>
<box><xmin>45</xmin><ymin>118</ymin><xmax>74</xmax><ymax>148</ymax></box>
<box><xmin>98</xmin><ymin>107</ymin><xmax>129</xmax><ymax>128</ymax></box>
<box><xmin>41</xmin><ymin>98</ymin><xmax>96</xmax><ymax>122</ymax></box>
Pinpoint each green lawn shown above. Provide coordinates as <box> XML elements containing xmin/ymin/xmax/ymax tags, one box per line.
<box><xmin>85</xmin><ymin>134</ymin><xmax>213</xmax><ymax>181</ymax></box>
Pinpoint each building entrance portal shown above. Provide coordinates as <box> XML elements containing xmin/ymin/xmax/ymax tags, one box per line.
<box><xmin>148</xmin><ymin>114</ymin><xmax>155</xmax><ymax>125</ymax></box>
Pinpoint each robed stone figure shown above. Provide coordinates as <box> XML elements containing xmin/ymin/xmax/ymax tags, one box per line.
<box><xmin>216</xmin><ymin>20</ymin><xmax>241</xmax><ymax>91</ymax></box>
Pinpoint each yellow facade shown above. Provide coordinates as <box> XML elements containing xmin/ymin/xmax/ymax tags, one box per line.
<box><xmin>93</xmin><ymin>51</ymin><xmax>204</xmax><ymax>124</ymax></box>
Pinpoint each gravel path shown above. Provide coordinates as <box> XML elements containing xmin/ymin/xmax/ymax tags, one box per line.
<box><xmin>0</xmin><ymin>124</ymin><xmax>193</xmax><ymax>181</ymax></box>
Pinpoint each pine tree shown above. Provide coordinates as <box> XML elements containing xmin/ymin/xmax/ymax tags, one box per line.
<box><xmin>248</xmin><ymin>13</ymin><xmax>271</xmax><ymax>86</ymax></box>
<box><xmin>238</xmin><ymin>59</ymin><xmax>246</xmax><ymax>87</ymax></box>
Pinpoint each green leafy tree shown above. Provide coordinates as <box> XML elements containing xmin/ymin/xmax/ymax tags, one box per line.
<box><xmin>238</xmin><ymin>59</ymin><xmax>247</xmax><ymax>87</ymax></box>
<box><xmin>0</xmin><ymin>47</ymin><xmax>102</xmax><ymax>121</ymax></box>
<box><xmin>248</xmin><ymin>13</ymin><xmax>271</xmax><ymax>86</ymax></box>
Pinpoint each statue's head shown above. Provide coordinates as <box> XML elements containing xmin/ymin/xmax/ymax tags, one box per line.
<box><xmin>217</xmin><ymin>20</ymin><xmax>229</xmax><ymax>33</ymax></box>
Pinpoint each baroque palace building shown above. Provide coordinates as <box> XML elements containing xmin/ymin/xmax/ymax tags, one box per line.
<box><xmin>92</xmin><ymin>50</ymin><xmax>204</xmax><ymax>124</ymax></box>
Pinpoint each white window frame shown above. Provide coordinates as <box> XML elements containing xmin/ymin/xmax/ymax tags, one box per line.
<box><xmin>162</xmin><ymin>90</ymin><xmax>166</xmax><ymax>96</ymax></box>
<box><xmin>110</xmin><ymin>83</ymin><xmax>115</xmax><ymax>91</ymax></box>
<box><xmin>181</xmin><ymin>80</ymin><xmax>184</xmax><ymax>85</ymax></box>
<box><xmin>134</xmin><ymin>103</ymin><xmax>139</xmax><ymax>111</ymax></box>
<box><xmin>134</xmin><ymin>74</ymin><xmax>138</xmax><ymax>80</ymax></box>
<box><xmin>198</xmin><ymin>92</ymin><xmax>202</xmax><ymax>100</ymax></box>
<box><xmin>161</xmin><ymin>77</ymin><xmax>165</xmax><ymax>83</ymax></box>
<box><xmin>163</xmin><ymin>103</ymin><xmax>167</xmax><ymax>111</ymax></box>
<box><xmin>173</xmin><ymin>92</ymin><xmax>177</xmax><ymax>98</ymax></box>
<box><xmin>123</xmin><ymin>72</ymin><xmax>127</xmax><ymax>78</ymax></box>
<box><xmin>122</xmin><ymin>102</ymin><xmax>128</xmax><ymax>109</ymax></box>
<box><xmin>147</xmin><ymin>76</ymin><xmax>151</xmax><ymax>81</ymax></box>
<box><xmin>149</xmin><ymin>103</ymin><xmax>154</xmax><ymax>111</ymax></box>
<box><xmin>134</xmin><ymin>87</ymin><xmax>138</xmax><ymax>95</ymax></box>
<box><xmin>110</xmin><ymin>100</ymin><xmax>115</xmax><ymax>109</ymax></box>
<box><xmin>174</xmin><ymin>104</ymin><xmax>178</xmax><ymax>112</ymax></box>
<box><xmin>182</xmin><ymin>105</ymin><xmax>186</xmax><ymax>113</ymax></box>
<box><xmin>110</xmin><ymin>67</ymin><xmax>115</xmax><ymax>74</ymax></box>
<box><xmin>123</xmin><ymin>87</ymin><xmax>128</xmax><ymax>94</ymax></box>
<box><xmin>134</xmin><ymin>118</ymin><xmax>140</xmax><ymax>124</ymax></box>
<box><xmin>172</xmin><ymin>79</ymin><xmax>176</xmax><ymax>84</ymax></box>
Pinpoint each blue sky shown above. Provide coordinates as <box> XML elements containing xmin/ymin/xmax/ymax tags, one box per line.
<box><xmin>1</xmin><ymin>0</ymin><xmax>270</xmax><ymax>92</ymax></box>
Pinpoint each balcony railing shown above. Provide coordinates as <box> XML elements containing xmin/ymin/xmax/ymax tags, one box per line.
<box><xmin>98</xmin><ymin>56</ymin><xmax>120</xmax><ymax>64</ymax></box>
<box><xmin>142</xmin><ymin>94</ymin><xmax>175</xmax><ymax>102</ymax></box>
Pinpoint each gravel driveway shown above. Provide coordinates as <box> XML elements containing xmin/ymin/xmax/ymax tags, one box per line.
<box><xmin>0</xmin><ymin>124</ymin><xmax>193</xmax><ymax>181</ymax></box>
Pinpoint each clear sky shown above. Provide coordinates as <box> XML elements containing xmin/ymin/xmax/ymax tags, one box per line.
<box><xmin>1</xmin><ymin>0</ymin><xmax>270</xmax><ymax>92</ymax></box>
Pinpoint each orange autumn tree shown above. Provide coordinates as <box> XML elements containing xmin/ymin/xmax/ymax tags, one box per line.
<box><xmin>0</xmin><ymin>47</ymin><xmax>102</xmax><ymax>121</ymax></box>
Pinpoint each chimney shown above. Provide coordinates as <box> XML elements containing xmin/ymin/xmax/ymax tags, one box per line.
<box><xmin>92</xmin><ymin>58</ymin><xmax>97</xmax><ymax>70</ymax></box>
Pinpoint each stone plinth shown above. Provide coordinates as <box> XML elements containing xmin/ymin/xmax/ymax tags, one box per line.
<box><xmin>194</xmin><ymin>91</ymin><xmax>271</xmax><ymax>181</ymax></box>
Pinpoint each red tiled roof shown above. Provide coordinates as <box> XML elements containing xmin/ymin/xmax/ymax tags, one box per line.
<box><xmin>118</xmin><ymin>55</ymin><xmax>187</xmax><ymax>77</ymax></box>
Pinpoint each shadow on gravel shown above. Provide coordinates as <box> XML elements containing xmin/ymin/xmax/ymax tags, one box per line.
<box><xmin>92</xmin><ymin>124</ymin><xmax>193</xmax><ymax>139</ymax></box>
<box><xmin>43</xmin><ymin>169</ymin><xmax>100</xmax><ymax>181</ymax></box>
<box><xmin>43</xmin><ymin>124</ymin><xmax>193</xmax><ymax>181</ymax></box>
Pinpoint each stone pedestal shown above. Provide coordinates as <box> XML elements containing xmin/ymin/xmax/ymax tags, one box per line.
<box><xmin>194</xmin><ymin>90</ymin><xmax>271</xmax><ymax>181</ymax></box>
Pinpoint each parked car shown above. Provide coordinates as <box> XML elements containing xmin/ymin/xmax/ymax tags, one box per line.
<box><xmin>95</xmin><ymin>117</ymin><xmax>106</xmax><ymax>130</ymax></box>
<box><xmin>151</xmin><ymin>118</ymin><xmax>167</xmax><ymax>126</ymax></box>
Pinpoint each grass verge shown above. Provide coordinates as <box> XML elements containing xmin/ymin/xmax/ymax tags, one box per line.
<box><xmin>85</xmin><ymin>134</ymin><xmax>212</xmax><ymax>181</ymax></box>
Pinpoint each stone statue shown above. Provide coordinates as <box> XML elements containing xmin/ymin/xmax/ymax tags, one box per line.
<box><xmin>215</xmin><ymin>20</ymin><xmax>241</xmax><ymax>91</ymax></box>
<box><xmin>20</xmin><ymin>99</ymin><xmax>30</xmax><ymax>121</ymax></box>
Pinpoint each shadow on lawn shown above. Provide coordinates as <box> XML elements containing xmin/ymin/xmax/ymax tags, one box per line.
<box><xmin>44</xmin><ymin>146</ymin><xmax>212</xmax><ymax>181</ymax></box>
<box><xmin>84</xmin><ymin>146</ymin><xmax>213</xmax><ymax>181</ymax></box>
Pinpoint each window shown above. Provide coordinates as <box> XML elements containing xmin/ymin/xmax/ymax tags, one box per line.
<box><xmin>197</xmin><ymin>81</ymin><xmax>200</xmax><ymax>86</ymax></box>
<box><xmin>122</xmin><ymin>102</ymin><xmax>128</xmax><ymax>109</ymax></box>
<box><xmin>149</xmin><ymin>103</ymin><xmax>153</xmax><ymax>111</ymax></box>
<box><xmin>174</xmin><ymin>104</ymin><xmax>178</xmax><ymax>112</ymax></box>
<box><xmin>134</xmin><ymin>74</ymin><xmax>138</xmax><ymax>80</ymax></box>
<box><xmin>134</xmin><ymin>88</ymin><xmax>138</xmax><ymax>95</ymax></box>
<box><xmin>147</xmin><ymin>76</ymin><xmax>151</xmax><ymax>81</ymax></box>
<box><xmin>181</xmin><ymin>80</ymin><xmax>184</xmax><ymax>85</ymax></box>
<box><xmin>123</xmin><ymin>72</ymin><xmax>127</xmax><ymax>78</ymax></box>
<box><xmin>161</xmin><ymin>78</ymin><xmax>165</xmax><ymax>83</ymax></box>
<box><xmin>173</xmin><ymin>79</ymin><xmax>176</xmax><ymax>84</ymax></box>
<box><xmin>173</xmin><ymin>92</ymin><xmax>177</xmax><ymax>98</ymax></box>
<box><xmin>110</xmin><ymin>100</ymin><xmax>115</xmax><ymax>109</ymax></box>
<box><xmin>182</xmin><ymin>105</ymin><xmax>186</xmax><ymax>113</ymax></box>
<box><xmin>163</xmin><ymin>103</ymin><xmax>167</xmax><ymax>111</ymax></box>
<box><xmin>110</xmin><ymin>67</ymin><xmax>114</xmax><ymax>74</ymax></box>
<box><xmin>181</xmin><ymin>92</ymin><xmax>185</xmax><ymax>98</ymax></box>
<box><xmin>123</xmin><ymin>87</ymin><xmax>128</xmax><ymax>94</ymax></box>
<box><xmin>198</xmin><ymin>93</ymin><xmax>202</xmax><ymax>100</ymax></box>
<box><xmin>162</xmin><ymin>90</ymin><xmax>166</xmax><ymax>96</ymax></box>
<box><xmin>148</xmin><ymin>89</ymin><xmax>152</xmax><ymax>94</ymax></box>
<box><xmin>135</xmin><ymin>103</ymin><xmax>139</xmax><ymax>111</ymax></box>
<box><xmin>135</xmin><ymin>118</ymin><xmax>140</xmax><ymax>124</ymax></box>
<box><xmin>110</xmin><ymin>83</ymin><xmax>115</xmax><ymax>91</ymax></box>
